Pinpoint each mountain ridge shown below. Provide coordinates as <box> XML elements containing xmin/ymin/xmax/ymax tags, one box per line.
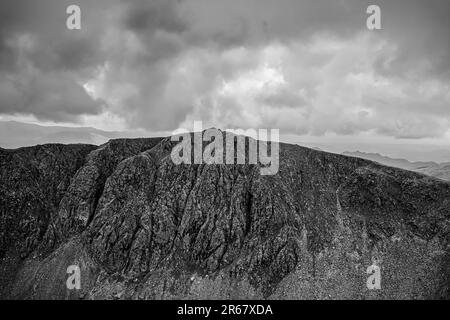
<box><xmin>343</xmin><ymin>151</ymin><xmax>450</xmax><ymax>181</ymax></box>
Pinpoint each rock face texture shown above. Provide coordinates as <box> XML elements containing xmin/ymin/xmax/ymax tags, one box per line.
<box><xmin>0</xmin><ymin>144</ymin><xmax>96</xmax><ymax>259</ymax></box>
<box><xmin>0</xmin><ymin>135</ymin><xmax>449</xmax><ymax>299</ymax></box>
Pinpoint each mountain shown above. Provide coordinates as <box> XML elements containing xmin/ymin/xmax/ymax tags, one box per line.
<box><xmin>0</xmin><ymin>134</ymin><xmax>449</xmax><ymax>300</ymax></box>
<box><xmin>294</xmin><ymin>140</ymin><xmax>450</xmax><ymax>164</ymax></box>
<box><xmin>0</xmin><ymin>121</ymin><xmax>134</xmax><ymax>148</ymax></box>
<box><xmin>343</xmin><ymin>151</ymin><xmax>450</xmax><ymax>181</ymax></box>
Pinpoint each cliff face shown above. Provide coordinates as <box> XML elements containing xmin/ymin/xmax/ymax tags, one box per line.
<box><xmin>0</xmin><ymin>136</ymin><xmax>449</xmax><ymax>300</ymax></box>
<box><xmin>0</xmin><ymin>144</ymin><xmax>96</xmax><ymax>259</ymax></box>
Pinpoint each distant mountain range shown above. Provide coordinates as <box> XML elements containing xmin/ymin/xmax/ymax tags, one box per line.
<box><xmin>343</xmin><ymin>151</ymin><xmax>450</xmax><ymax>181</ymax></box>
<box><xmin>2</xmin><ymin>120</ymin><xmax>449</xmax><ymax>183</ymax></box>
<box><xmin>0</xmin><ymin>121</ymin><xmax>144</xmax><ymax>148</ymax></box>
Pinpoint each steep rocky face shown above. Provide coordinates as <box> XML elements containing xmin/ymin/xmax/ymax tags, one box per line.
<box><xmin>52</xmin><ymin>138</ymin><xmax>163</xmax><ymax>243</ymax></box>
<box><xmin>1</xmin><ymin>135</ymin><xmax>449</xmax><ymax>299</ymax></box>
<box><xmin>0</xmin><ymin>144</ymin><xmax>96</xmax><ymax>259</ymax></box>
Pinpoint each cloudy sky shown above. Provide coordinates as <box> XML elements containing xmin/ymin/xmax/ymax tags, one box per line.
<box><xmin>1</xmin><ymin>0</ymin><xmax>449</xmax><ymax>147</ymax></box>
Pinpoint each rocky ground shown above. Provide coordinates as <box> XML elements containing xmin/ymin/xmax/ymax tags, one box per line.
<box><xmin>0</xmin><ymin>133</ymin><xmax>449</xmax><ymax>299</ymax></box>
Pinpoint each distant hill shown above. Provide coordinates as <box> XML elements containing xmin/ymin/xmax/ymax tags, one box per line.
<box><xmin>0</xmin><ymin>121</ymin><xmax>121</xmax><ymax>148</ymax></box>
<box><xmin>0</xmin><ymin>121</ymin><xmax>141</xmax><ymax>148</ymax></box>
<box><xmin>343</xmin><ymin>151</ymin><xmax>450</xmax><ymax>181</ymax></box>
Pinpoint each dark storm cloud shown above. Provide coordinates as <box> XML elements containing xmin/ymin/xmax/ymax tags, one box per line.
<box><xmin>122</xmin><ymin>0</ymin><xmax>187</xmax><ymax>34</ymax></box>
<box><xmin>0</xmin><ymin>70</ymin><xmax>104</xmax><ymax>121</ymax></box>
<box><xmin>181</xmin><ymin>0</ymin><xmax>450</xmax><ymax>79</ymax></box>
<box><xmin>372</xmin><ymin>0</ymin><xmax>450</xmax><ymax>80</ymax></box>
<box><xmin>0</xmin><ymin>0</ymin><xmax>110</xmax><ymax>121</ymax></box>
<box><xmin>0</xmin><ymin>0</ymin><xmax>449</xmax><ymax>139</ymax></box>
<box><xmin>0</xmin><ymin>0</ymin><xmax>111</xmax><ymax>69</ymax></box>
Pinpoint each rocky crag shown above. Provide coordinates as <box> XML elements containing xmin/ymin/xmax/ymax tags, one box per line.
<box><xmin>0</xmin><ymin>133</ymin><xmax>449</xmax><ymax>300</ymax></box>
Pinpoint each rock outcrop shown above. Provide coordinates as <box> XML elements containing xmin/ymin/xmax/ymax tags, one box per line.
<box><xmin>0</xmin><ymin>134</ymin><xmax>449</xmax><ymax>299</ymax></box>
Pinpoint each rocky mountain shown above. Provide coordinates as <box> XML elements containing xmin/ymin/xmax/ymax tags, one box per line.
<box><xmin>0</xmin><ymin>134</ymin><xmax>449</xmax><ymax>300</ymax></box>
<box><xmin>343</xmin><ymin>151</ymin><xmax>450</xmax><ymax>181</ymax></box>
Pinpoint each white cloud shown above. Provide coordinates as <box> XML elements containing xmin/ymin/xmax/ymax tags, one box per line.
<box><xmin>154</xmin><ymin>32</ymin><xmax>449</xmax><ymax>141</ymax></box>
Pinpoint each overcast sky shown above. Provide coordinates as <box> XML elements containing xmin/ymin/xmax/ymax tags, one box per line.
<box><xmin>1</xmin><ymin>0</ymin><xmax>449</xmax><ymax>146</ymax></box>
